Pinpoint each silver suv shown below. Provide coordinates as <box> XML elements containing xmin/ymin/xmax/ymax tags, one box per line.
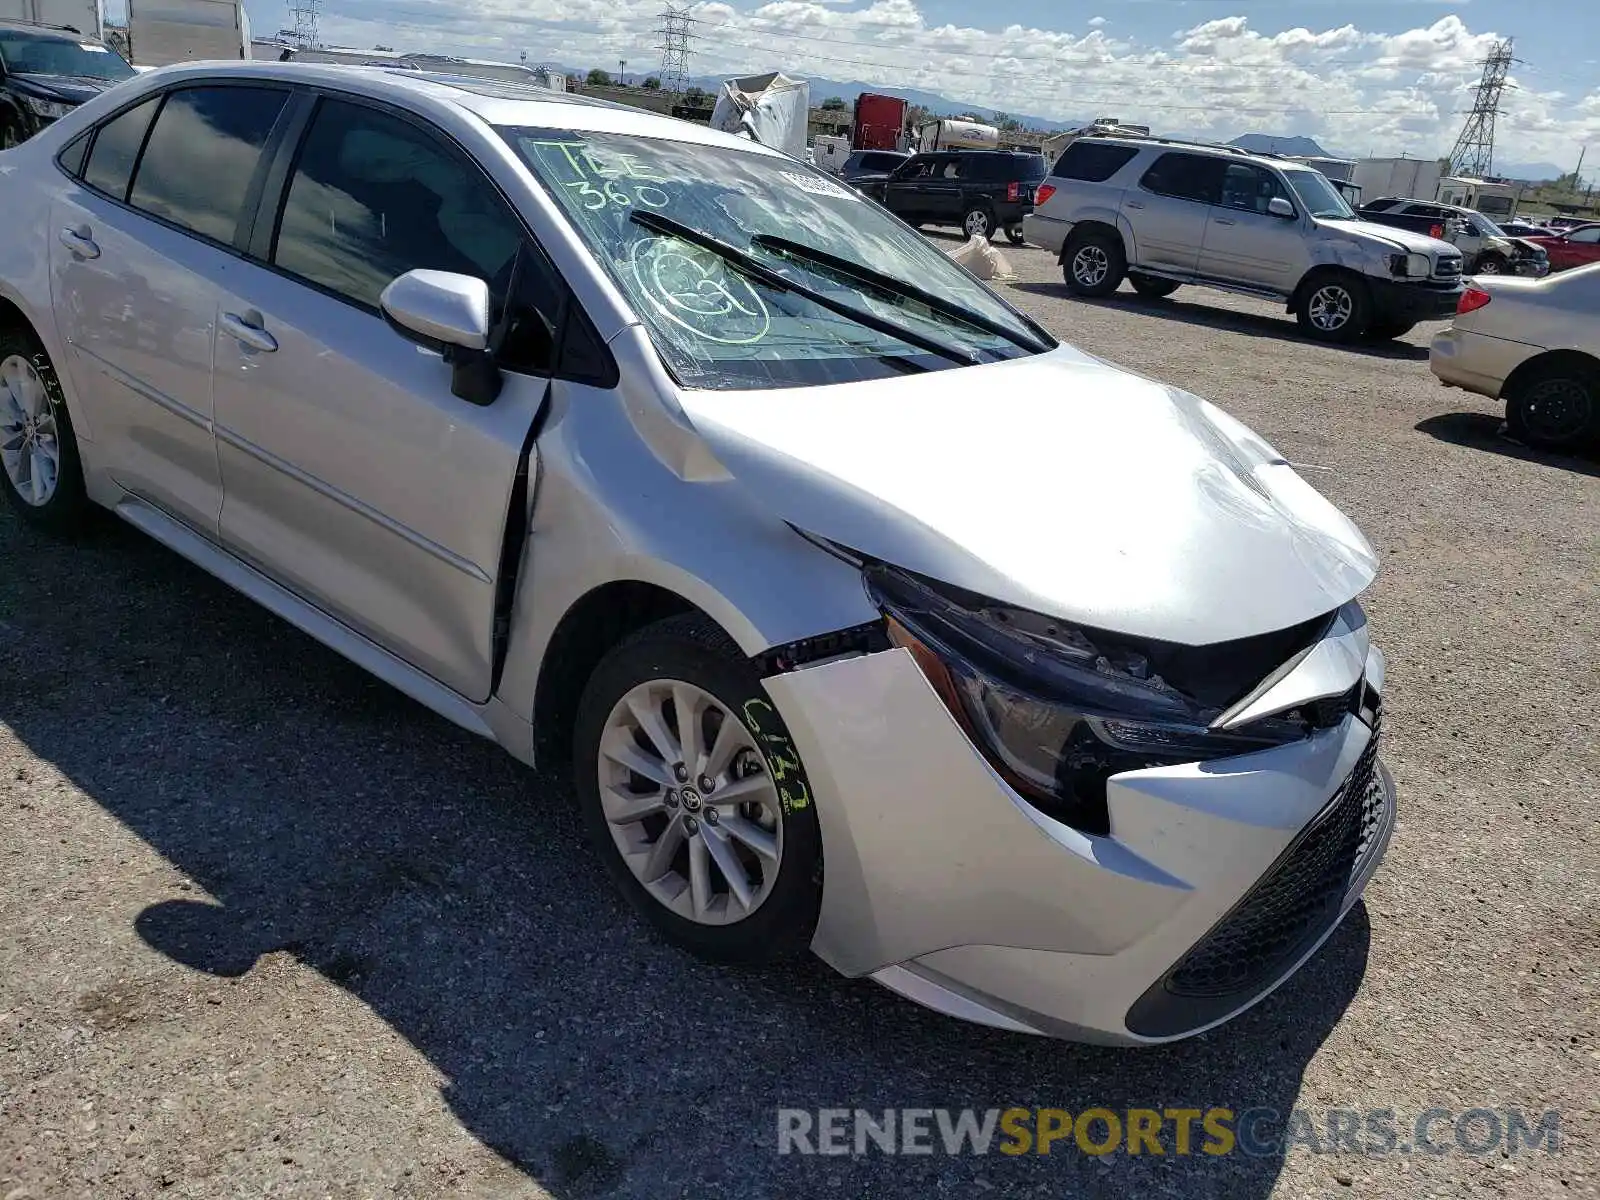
<box><xmin>1025</xmin><ymin>137</ymin><xmax>1467</xmax><ymax>342</ymax></box>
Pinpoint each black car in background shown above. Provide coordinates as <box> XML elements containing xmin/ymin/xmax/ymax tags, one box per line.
<box><xmin>0</xmin><ymin>22</ymin><xmax>136</xmax><ymax>148</ymax></box>
<box><xmin>838</xmin><ymin>149</ymin><xmax>909</xmax><ymax>186</ymax></box>
<box><xmin>857</xmin><ymin>149</ymin><xmax>1049</xmax><ymax>244</ymax></box>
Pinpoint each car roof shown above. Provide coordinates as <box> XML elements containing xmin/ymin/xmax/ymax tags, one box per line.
<box><xmin>1076</xmin><ymin>135</ymin><xmax>1290</xmax><ymax>170</ymax></box>
<box><xmin>119</xmin><ymin>61</ymin><xmax>790</xmax><ymax>157</ymax></box>
<box><xmin>0</xmin><ymin>20</ymin><xmax>96</xmax><ymax>40</ymax></box>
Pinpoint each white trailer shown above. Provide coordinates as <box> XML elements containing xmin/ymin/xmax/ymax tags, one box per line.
<box><xmin>0</xmin><ymin>0</ymin><xmax>101</xmax><ymax>38</ymax></box>
<box><xmin>917</xmin><ymin>118</ymin><xmax>999</xmax><ymax>152</ymax></box>
<box><xmin>709</xmin><ymin>71</ymin><xmax>810</xmax><ymax>160</ymax></box>
<box><xmin>1349</xmin><ymin>156</ymin><xmax>1441</xmax><ymax>203</ymax></box>
<box><xmin>128</xmin><ymin>0</ymin><xmax>249</xmax><ymax>66</ymax></box>
<box><xmin>812</xmin><ymin>134</ymin><xmax>849</xmax><ymax>174</ymax></box>
<box><xmin>1436</xmin><ymin>176</ymin><xmax>1523</xmax><ymax>219</ymax></box>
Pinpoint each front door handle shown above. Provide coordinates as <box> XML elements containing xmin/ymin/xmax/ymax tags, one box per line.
<box><xmin>221</xmin><ymin>311</ymin><xmax>278</xmax><ymax>353</ymax></box>
<box><xmin>1213</xmin><ymin>217</ymin><xmax>1237</xmax><ymax>226</ymax></box>
<box><xmin>1125</xmin><ymin>200</ymin><xmax>1145</xmax><ymax>210</ymax></box>
<box><xmin>58</xmin><ymin>226</ymin><xmax>100</xmax><ymax>259</ymax></box>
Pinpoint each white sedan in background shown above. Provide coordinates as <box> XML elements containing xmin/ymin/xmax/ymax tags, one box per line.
<box><xmin>1430</xmin><ymin>263</ymin><xmax>1600</xmax><ymax>452</ymax></box>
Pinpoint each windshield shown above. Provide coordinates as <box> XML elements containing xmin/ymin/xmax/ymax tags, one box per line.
<box><xmin>505</xmin><ymin>128</ymin><xmax>1051</xmax><ymax>389</ymax></box>
<box><xmin>1473</xmin><ymin>216</ymin><xmax>1509</xmax><ymax>237</ymax></box>
<box><xmin>0</xmin><ymin>32</ymin><xmax>134</xmax><ymax>81</ymax></box>
<box><xmin>1283</xmin><ymin>170</ymin><xmax>1355</xmax><ymax>220</ymax></box>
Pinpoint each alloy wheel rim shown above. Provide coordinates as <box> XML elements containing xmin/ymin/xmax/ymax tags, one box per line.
<box><xmin>1478</xmin><ymin>259</ymin><xmax>1502</xmax><ymax>274</ymax></box>
<box><xmin>597</xmin><ymin>678</ymin><xmax>783</xmax><ymax>925</ymax></box>
<box><xmin>1308</xmin><ymin>285</ymin><xmax>1353</xmax><ymax>331</ymax></box>
<box><xmin>965</xmin><ymin>210</ymin><xmax>990</xmax><ymax>237</ymax></box>
<box><xmin>1073</xmin><ymin>245</ymin><xmax>1109</xmax><ymax>286</ymax></box>
<box><xmin>0</xmin><ymin>353</ymin><xmax>60</xmax><ymax>506</ymax></box>
<box><xmin>1522</xmin><ymin>378</ymin><xmax>1592</xmax><ymax>442</ymax></box>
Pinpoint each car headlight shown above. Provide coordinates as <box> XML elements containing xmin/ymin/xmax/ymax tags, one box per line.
<box><xmin>867</xmin><ymin>565</ymin><xmax>1349</xmax><ymax>833</ymax></box>
<box><xmin>21</xmin><ymin>95</ymin><xmax>74</xmax><ymax>120</ymax></box>
<box><xmin>1389</xmin><ymin>252</ymin><xmax>1430</xmax><ymax>278</ymax></box>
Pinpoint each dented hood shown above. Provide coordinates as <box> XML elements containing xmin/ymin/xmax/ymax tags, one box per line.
<box><xmin>673</xmin><ymin>346</ymin><xmax>1377</xmax><ymax>645</ymax></box>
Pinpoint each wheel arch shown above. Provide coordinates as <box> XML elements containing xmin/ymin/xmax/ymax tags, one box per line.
<box><xmin>1057</xmin><ymin>213</ymin><xmax>1132</xmax><ymax>264</ymax></box>
<box><xmin>1499</xmin><ymin>347</ymin><xmax>1600</xmax><ymax>402</ymax></box>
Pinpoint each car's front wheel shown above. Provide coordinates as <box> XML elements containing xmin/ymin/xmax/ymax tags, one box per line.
<box><xmin>1295</xmin><ymin>272</ymin><xmax>1371</xmax><ymax>343</ymax></box>
<box><xmin>0</xmin><ymin>328</ymin><xmax>90</xmax><ymax>533</ymax></box>
<box><xmin>573</xmin><ymin>614</ymin><xmax>823</xmax><ymax>964</ymax></box>
<box><xmin>1473</xmin><ymin>253</ymin><xmax>1506</xmax><ymax>275</ymax></box>
<box><xmin>1505</xmin><ymin>362</ymin><xmax>1599</xmax><ymax>451</ymax></box>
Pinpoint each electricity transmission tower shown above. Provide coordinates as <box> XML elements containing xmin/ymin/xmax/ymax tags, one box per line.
<box><xmin>656</xmin><ymin>7</ymin><xmax>695</xmax><ymax>93</ymax></box>
<box><xmin>282</xmin><ymin>0</ymin><xmax>322</xmax><ymax>49</ymax></box>
<box><xmin>1447</xmin><ymin>38</ymin><xmax>1515</xmax><ymax>177</ymax></box>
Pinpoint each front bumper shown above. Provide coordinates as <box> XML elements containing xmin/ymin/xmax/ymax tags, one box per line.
<box><xmin>1368</xmin><ymin>277</ymin><xmax>1464</xmax><ymax>324</ymax></box>
<box><xmin>1511</xmin><ymin>258</ymin><xmax>1550</xmax><ymax>278</ymax></box>
<box><xmin>765</xmin><ymin>644</ymin><xmax>1394</xmax><ymax>1045</ymax></box>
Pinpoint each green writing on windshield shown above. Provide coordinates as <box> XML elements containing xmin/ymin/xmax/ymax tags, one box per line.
<box><xmin>522</xmin><ymin>139</ymin><xmax>673</xmax><ymax>211</ymax></box>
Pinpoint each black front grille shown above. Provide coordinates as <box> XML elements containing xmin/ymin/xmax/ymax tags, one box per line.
<box><xmin>1435</xmin><ymin>258</ymin><xmax>1463</xmax><ymax>278</ymax></box>
<box><xmin>1163</xmin><ymin>716</ymin><xmax>1384</xmax><ymax>1000</ymax></box>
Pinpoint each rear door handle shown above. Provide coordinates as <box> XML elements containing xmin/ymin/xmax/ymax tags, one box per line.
<box><xmin>58</xmin><ymin>226</ymin><xmax>100</xmax><ymax>259</ymax></box>
<box><xmin>1124</xmin><ymin>200</ymin><xmax>1145</xmax><ymax>210</ymax></box>
<box><xmin>1213</xmin><ymin>217</ymin><xmax>1237</xmax><ymax>226</ymax></box>
<box><xmin>221</xmin><ymin>311</ymin><xmax>278</xmax><ymax>353</ymax></box>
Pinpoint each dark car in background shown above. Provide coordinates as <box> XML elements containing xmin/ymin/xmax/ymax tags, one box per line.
<box><xmin>857</xmin><ymin>149</ymin><xmax>1048</xmax><ymax>244</ymax></box>
<box><xmin>0</xmin><ymin>21</ymin><xmax>136</xmax><ymax>147</ymax></box>
<box><xmin>838</xmin><ymin>149</ymin><xmax>909</xmax><ymax>186</ymax></box>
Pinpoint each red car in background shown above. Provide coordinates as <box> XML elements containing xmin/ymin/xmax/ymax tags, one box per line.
<box><xmin>1526</xmin><ymin>223</ymin><xmax>1600</xmax><ymax>272</ymax></box>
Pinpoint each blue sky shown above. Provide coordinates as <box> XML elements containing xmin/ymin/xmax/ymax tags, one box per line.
<box><xmin>221</xmin><ymin>0</ymin><xmax>1596</xmax><ymax>172</ymax></box>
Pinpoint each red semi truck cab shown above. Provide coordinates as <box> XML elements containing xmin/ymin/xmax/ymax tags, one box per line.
<box><xmin>852</xmin><ymin>92</ymin><xmax>908</xmax><ymax>151</ymax></box>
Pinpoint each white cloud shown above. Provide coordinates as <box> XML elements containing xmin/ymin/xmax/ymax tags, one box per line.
<box><xmin>303</xmin><ymin>3</ymin><xmax>1600</xmax><ymax>166</ymax></box>
<box><xmin>1088</xmin><ymin>16</ymin><xmax>1106</xmax><ymax>30</ymax></box>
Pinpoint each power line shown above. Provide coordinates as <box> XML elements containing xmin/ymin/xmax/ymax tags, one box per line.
<box><xmin>286</xmin><ymin>0</ymin><xmax>321</xmax><ymax>50</ymax></box>
<box><xmin>1448</xmin><ymin>38</ymin><xmax>1514</xmax><ymax>176</ymax></box>
<box><xmin>655</xmin><ymin>7</ymin><xmax>695</xmax><ymax>94</ymax></box>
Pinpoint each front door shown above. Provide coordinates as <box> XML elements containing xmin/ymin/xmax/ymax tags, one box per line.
<box><xmin>1197</xmin><ymin>163</ymin><xmax>1305</xmax><ymax>291</ymax></box>
<box><xmin>49</xmin><ymin>84</ymin><xmax>290</xmax><ymax>533</ymax></box>
<box><xmin>1128</xmin><ymin>151</ymin><xmax>1220</xmax><ymax>274</ymax></box>
<box><xmin>211</xmin><ymin>95</ymin><xmax>552</xmax><ymax>702</ymax></box>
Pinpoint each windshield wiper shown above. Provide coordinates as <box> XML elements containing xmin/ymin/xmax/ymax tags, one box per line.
<box><xmin>629</xmin><ymin>210</ymin><xmax>978</xmax><ymax>367</ymax></box>
<box><xmin>750</xmin><ymin>233</ymin><xmax>1053</xmax><ymax>354</ymax></box>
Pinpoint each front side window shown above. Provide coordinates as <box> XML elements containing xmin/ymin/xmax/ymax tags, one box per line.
<box><xmin>1139</xmin><ymin>153</ymin><xmax>1222</xmax><ymax>204</ymax></box>
<box><xmin>1219</xmin><ymin>164</ymin><xmax>1287</xmax><ymax>214</ymax></box>
<box><xmin>128</xmin><ymin>87</ymin><xmax>288</xmax><ymax>243</ymax></box>
<box><xmin>0</xmin><ymin>32</ymin><xmax>135</xmax><ymax>81</ymax></box>
<box><xmin>506</xmin><ymin>129</ymin><xmax>1051</xmax><ymax>390</ymax></box>
<box><xmin>82</xmin><ymin>96</ymin><xmax>158</xmax><ymax>200</ymax></box>
<box><xmin>1283</xmin><ymin>170</ymin><xmax>1354</xmax><ymax>219</ymax></box>
<box><xmin>1569</xmin><ymin>226</ymin><xmax>1600</xmax><ymax>244</ymax></box>
<box><xmin>272</xmin><ymin>99</ymin><xmax>524</xmax><ymax>311</ymax></box>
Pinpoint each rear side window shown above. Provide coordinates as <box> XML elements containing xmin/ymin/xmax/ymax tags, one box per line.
<box><xmin>1139</xmin><ymin>152</ymin><xmax>1223</xmax><ymax>204</ymax></box>
<box><xmin>82</xmin><ymin>96</ymin><xmax>159</xmax><ymax>200</ymax></box>
<box><xmin>129</xmin><ymin>86</ymin><xmax>288</xmax><ymax>243</ymax></box>
<box><xmin>272</xmin><ymin>98</ymin><xmax>524</xmax><ymax>312</ymax></box>
<box><xmin>1052</xmin><ymin>142</ymin><xmax>1138</xmax><ymax>183</ymax></box>
<box><xmin>57</xmin><ymin>131</ymin><xmax>90</xmax><ymax>177</ymax></box>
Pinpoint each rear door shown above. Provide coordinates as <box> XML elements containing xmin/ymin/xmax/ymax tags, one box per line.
<box><xmin>1128</xmin><ymin>152</ymin><xmax>1221</xmax><ymax>274</ymax></box>
<box><xmin>1550</xmin><ymin>225</ymin><xmax>1600</xmax><ymax>270</ymax></box>
<box><xmin>210</xmin><ymin>93</ymin><xmax>558</xmax><ymax>701</ymax></box>
<box><xmin>49</xmin><ymin>82</ymin><xmax>291</xmax><ymax>534</ymax></box>
<box><xmin>1196</xmin><ymin>162</ymin><xmax>1304</xmax><ymax>291</ymax></box>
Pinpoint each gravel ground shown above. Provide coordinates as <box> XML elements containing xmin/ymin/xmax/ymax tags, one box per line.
<box><xmin>1</xmin><ymin>239</ymin><xmax>1596</xmax><ymax>1199</ymax></box>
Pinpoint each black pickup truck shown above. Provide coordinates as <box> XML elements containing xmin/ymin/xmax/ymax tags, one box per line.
<box><xmin>1358</xmin><ymin>197</ymin><xmax>1550</xmax><ymax>277</ymax></box>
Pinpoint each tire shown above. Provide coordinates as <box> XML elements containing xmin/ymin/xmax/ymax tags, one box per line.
<box><xmin>0</xmin><ymin>326</ymin><xmax>90</xmax><ymax>534</ymax></box>
<box><xmin>1295</xmin><ymin>272</ymin><xmax>1371</xmax><ymax>343</ymax></box>
<box><xmin>1005</xmin><ymin>224</ymin><xmax>1026</xmax><ymax>246</ymax></box>
<box><xmin>1063</xmin><ymin>229</ymin><xmax>1127</xmax><ymax>298</ymax></box>
<box><xmin>573</xmin><ymin>613</ymin><xmax>824</xmax><ymax>965</ymax></box>
<box><xmin>1473</xmin><ymin>253</ymin><xmax>1507</xmax><ymax>276</ymax></box>
<box><xmin>0</xmin><ymin>116</ymin><xmax>23</xmax><ymax>150</ymax></box>
<box><xmin>1129</xmin><ymin>274</ymin><xmax>1181</xmax><ymax>299</ymax></box>
<box><xmin>1365</xmin><ymin>319</ymin><xmax>1416</xmax><ymax>341</ymax></box>
<box><xmin>961</xmin><ymin>205</ymin><xmax>995</xmax><ymax>240</ymax></box>
<box><xmin>1504</xmin><ymin>363</ymin><xmax>1600</xmax><ymax>452</ymax></box>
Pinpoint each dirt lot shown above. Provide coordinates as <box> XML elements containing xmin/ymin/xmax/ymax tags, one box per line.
<box><xmin>2</xmin><ymin>240</ymin><xmax>1596</xmax><ymax>1200</ymax></box>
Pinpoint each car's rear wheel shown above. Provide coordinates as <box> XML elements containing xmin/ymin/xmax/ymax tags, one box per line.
<box><xmin>573</xmin><ymin>613</ymin><xmax>823</xmax><ymax>964</ymax></box>
<box><xmin>1296</xmin><ymin>272</ymin><xmax>1371</xmax><ymax>343</ymax></box>
<box><xmin>1129</xmin><ymin>274</ymin><xmax>1181</xmax><ymax>299</ymax></box>
<box><xmin>962</xmin><ymin>205</ymin><xmax>995</xmax><ymax>240</ymax></box>
<box><xmin>1063</xmin><ymin>229</ymin><xmax>1127</xmax><ymax>297</ymax></box>
<box><xmin>1005</xmin><ymin>224</ymin><xmax>1026</xmax><ymax>246</ymax></box>
<box><xmin>0</xmin><ymin>328</ymin><xmax>90</xmax><ymax>534</ymax></box>
<box><xmin>1505</xmin><ymin>363</ymin><xmax>1599</xmax><ymax>451</ymax></box>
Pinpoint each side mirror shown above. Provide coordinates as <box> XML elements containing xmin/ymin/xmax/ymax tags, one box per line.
<box><xmin>380</xmin><ymin>269</ymin><xmax>502</xmax><ymax>405</ymax></box>
<box><xmin>1267</xmin><ymin>196</ymin><xmax>1296</xmax><ymax>219</ymax></box>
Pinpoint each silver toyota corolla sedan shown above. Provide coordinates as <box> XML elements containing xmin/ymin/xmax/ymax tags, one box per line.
<box><xmin>0</xmin><ymin>63</ymin><xmax>1395</xmax><ymax>1044</ymax></box>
